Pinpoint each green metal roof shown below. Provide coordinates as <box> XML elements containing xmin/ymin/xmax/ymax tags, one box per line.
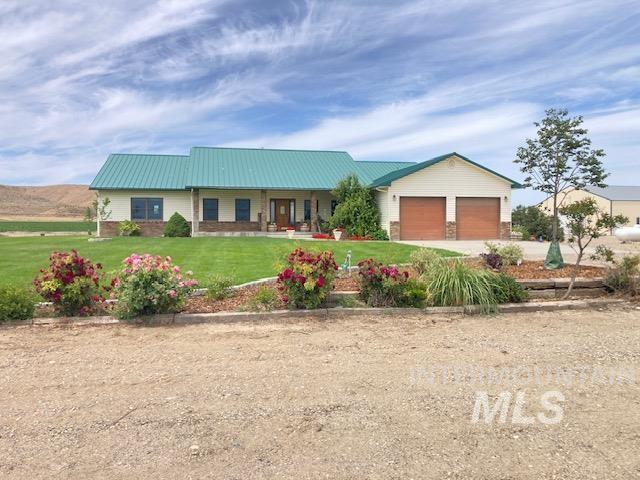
<box><xmin>354</xmin><ymin>160</ymin><xmax>415</xmax><ymax>184</ymax></box>
<box><xmin>369</xmin><ymin>152</ymin><xmax>523</xmax><ymax>188</ymax></box>
<box><xmin>187</xmin><ymin>147</ymin><xmax>359</xmax><ymax>190</ymax></box>
<box><xmin>89</xmin><ymin>154</ymin><xmax>190</xmax><ymax>190</ymax></box>
<box><xmin>89</xmin><ymin>148</ymin><xmax>521</xmax><ymax>191</ymax></box>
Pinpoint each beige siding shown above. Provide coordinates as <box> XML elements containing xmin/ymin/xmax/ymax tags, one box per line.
<box><xmin>387</xmin><ymin>156</ymin><xmax>512</xmax><ymax>223</ymax></box>
<box><xmin>539</xmin><ymin>188</ymin><xmax>610</xmax><ymax>216</ymax></box>
<box><xmin>376</xmin><ymin>189</ymin><xmax>389</xmax><ymax>231</ymax></box>
<box><xmin>199</xmin><ymin>189</ymin><xmax>334</xmax><ymax>222</ymax></box>
<box><xmin>612</xmin><ymin>201</ymin><xmax>640</xmax><ymax>226</ymax></box>
<box><xmin>99</xmin><ymin>190</ymin><xmax>191</xmax><ymax>221</ymax></box>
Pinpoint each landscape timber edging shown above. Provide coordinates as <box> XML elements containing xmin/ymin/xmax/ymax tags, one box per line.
<box><xmin>7</xmin><ymin>298</ymin><xmax>627</xmax><ymax>328</ymax></box>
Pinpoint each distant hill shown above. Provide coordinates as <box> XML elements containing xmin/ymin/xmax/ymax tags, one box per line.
<box><xmin>0</xmin><ymin>185</ymin><xmax>94</xmax><ymax>220</ymax></box>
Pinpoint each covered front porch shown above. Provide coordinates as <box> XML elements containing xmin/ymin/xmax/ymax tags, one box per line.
<box><xmin>190</xmin><ymin>188</ymin><xmax>335</xmax><ymax>236</ymax></box>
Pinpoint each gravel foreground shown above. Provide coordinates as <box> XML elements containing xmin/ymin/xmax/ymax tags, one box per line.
<box><xmin>1</xmin><ymin>307</ymin><xmax>640</xmax><ymax>479</ymax></box>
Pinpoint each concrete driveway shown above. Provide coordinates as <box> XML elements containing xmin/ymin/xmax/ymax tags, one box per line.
<box><xmin>399</xmin><ymin>236</ymin><xmax>640</xmax><ymax>262</ymax></box>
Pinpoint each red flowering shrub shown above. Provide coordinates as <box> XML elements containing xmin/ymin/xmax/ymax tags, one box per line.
<box><xmin>33</xmin><ymin>250</ymin><xmax>104</xmax><ymax>316</ymax></box>
<box><xmin>311</xmin><ymin>233</ymin><xmax>333</xmax><ymax>239</ymax></box>
<box><xmin>348</xmin><ymin>235</ymin><xmax>373</xmax><ymax>241</ymax></box>
<box><xmin>277</xmin><ymin>248</ymin><xmax>338</xmax><ymax>309</ymax></box>
<box><xmin>357</xmin><ymin>258</ymin><xmax>426</xmax><ymax>307</ymax></box>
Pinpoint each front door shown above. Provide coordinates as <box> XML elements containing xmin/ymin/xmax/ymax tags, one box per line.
<box><xmin>275</xmin><ymin>199</ymin><xmax>291</xmax><ymax>230</ymax></box>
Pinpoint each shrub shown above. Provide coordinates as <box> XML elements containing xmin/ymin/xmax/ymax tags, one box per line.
<box><xmin>328</xmin><ymin>174</ymin><xmax>387</xmax><ymax>239</ymax></box>
<box><xmin>164</xmin><ymin>212</ymin><xmax>191</xmax><ymax>237</ymax></box>
<box><xmin>276</xmin><ymin>248</ymin><xmax>338</xmax><ymax>309</ymax></box>
<box><xmin>33</xmin><ymin>250</ymin><xmax>104</xmax><ymax>316</ymax></box>
<box><xmin>312</xmin><ymin>233</ymin><xmax>332</xmax><ymax>239</ymax></box>
<box><xmin>247</xmin><ymin>286</ymin><xmax>280</xmax><ymax>311</ymax></box>
<box><xmin>119</xmin><ymin>220</ymin><xmax>140</xmax><ymax>236</ymax></box>
<box><xmin>357</xmin><ymin>259</ymin><xmax>426</xmax><ymax>307</ymax></box>
<box><xmin>512</xmin><ymin>204</ymin><xmax>564</xmax><ymax>241</ymax></box>
<box><xmin>491</xmin><ymin>273</ymin><xmax>528</xmax><ymax>303</ymax></box>
<box><xmin>511</xmin><ymin>225</ymin><xmax>529</xmax><ymax>239</ymax></box>
<box><xmin>410</xmin><ymin>248</ymin><xmax>443</xmax><ymax>276</ymax></box>
<box><xmin>422</xmin><ymin>259</ymin><xmax>499</xmax><ymax>313</ymax></box>
<box><xmin>603</xmin><ymin>254</ymin><xmax>640</xmax><ymax>295</ymax></box>
<box><xmin>204</xmin><ymin>274</ymin><xmax>235</xmax><ymax>301</ymax></box>
<box><xmin>480</xmin><ymin>252</ymin><xmax>503</xmax><ymax>270</ymax></box>
<box><xmin>484</xmin><ymin>241</ymin><xmax>523</xmax><ymax>266</ymax></box>
<box><xmin>111</xmin><ymin>254</ymin><xmax>198</xmax><ymax>319</ymax></box>
<box><xmin>0</xmin><ymin>286</ymin><xmax>36</xmax><ymax>322</ymax></box>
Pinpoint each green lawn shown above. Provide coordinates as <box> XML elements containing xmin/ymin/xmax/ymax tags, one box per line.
<box><xmin>0</xmin><ymin>221</ymin><xmax>97</xmax><ymax>232</ymax></box>
<box><xmin>0</xmin><ymin>237</ymin><xmax>460</xmax><ymax>288</ymax></box>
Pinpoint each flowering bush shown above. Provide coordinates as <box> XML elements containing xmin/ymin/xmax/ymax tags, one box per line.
<box><xmin>33</xmin><ymin>250</ymin><xmax>104</xmax><ymax>316</ymax></box>
<box><xmin>276</xmin><ymin>248</ymin><xmax>338</xmax><ymax>309</ymax></box>
<box><xmin>111</xmin><ymin>253</ymin><xmax>198</xmax><ymax>320</ymax></box>
<box><xmin>311</xmin><ymin>233</ymin><xmax>332</xmax><ymax>239</ymax></box>
<box><xmin>357</xmin><ymin>259</ymin><xmax>426</xmax><ymax>307</ymax></box>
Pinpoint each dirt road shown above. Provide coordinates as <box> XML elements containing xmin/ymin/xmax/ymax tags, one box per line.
<box><xmin>1</xmin><ymin>307</ymin><xmax>640</xmax><ymax>479</ymax></box>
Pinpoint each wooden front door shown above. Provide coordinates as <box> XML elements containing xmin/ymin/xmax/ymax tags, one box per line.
<box><xmin>275</xmin><ymin>199</ymin><xmax>292</xmax><ymax>230</ymax></box>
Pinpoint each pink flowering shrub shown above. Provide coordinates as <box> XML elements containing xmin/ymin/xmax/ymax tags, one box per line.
<box><xmin>357</xmin><ymin>259</ymin><xmax>426</xmax><ymax>307</ymax></box>
<box><xmin>33</xmin><ymin>250</ymin><xmax>104</xmax><ymax>316</ymax></box>
<box><xmin>276</xmin><ymin>248</ymin><xmax>338</xmax><ymax>309</ymax></box>
<box><xmin>111</xmin><ymin>253</ymin><xmax>198</xmax><ymax>319</ymax></box>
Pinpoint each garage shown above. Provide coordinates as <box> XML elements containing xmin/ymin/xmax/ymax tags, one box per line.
<box><xmin>456</xmin><ymin>197</ymin><xmax>500</xmax><ymax>240</ymax></box>
<box><xmin>399</xmin><ymin>197</ymin><xmax>446</xmax><ymax>240</ymax></box>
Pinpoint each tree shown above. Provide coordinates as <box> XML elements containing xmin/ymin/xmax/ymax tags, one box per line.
<box><xmin>92</xmin><ymin>194</ymin><xmax>112</xmax><ymax>222</ymax></box>
<box><xmin>328</xmin><ymin>174</ymin><xmax>387</xmax><ymax>239</ymax></box>
<box><xmin>560</xmin><ymin>198</ymin><xmax>627</xmax><ymax>298</ymax></box>
<box><xmin>83</xmin><ymin>206</ymin><xmax>93</xmax><ymax>222</ymax></box>
<box><xmin>511</xmin><ymin>205</ymin><xmax>563</xmax><ymax>241</ymax></box>
<box><xmin>515</xmin><ymin>108</ymin><xmax>608</xmax><ymax>269</ymax></box>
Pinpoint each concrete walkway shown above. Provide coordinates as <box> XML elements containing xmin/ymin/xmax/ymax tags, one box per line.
<box><xmin>399</xmin><ymin>236</ymin><xmax>640</xmax><ymax>262</ymax></box>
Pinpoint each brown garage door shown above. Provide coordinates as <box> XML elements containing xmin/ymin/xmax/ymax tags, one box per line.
<box><xmin>456</xmin><ymin>197</ymin><xmax>500</xmax><ymax>240</ymax></box>
<box><xmin>399</xmin><ymin>197</ymin><xmax>446</xmax><ymax>240</ymax></box>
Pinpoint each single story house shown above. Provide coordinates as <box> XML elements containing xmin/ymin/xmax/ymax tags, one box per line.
<box><xmin>540</xmin><ymin>186</ymin><xmax>640</xmax><ymax>226</ymax></box>
<box><xmin>89</xmin><ymin>147</ymin><xmax>522</xmax><ymax>240</ymax></box>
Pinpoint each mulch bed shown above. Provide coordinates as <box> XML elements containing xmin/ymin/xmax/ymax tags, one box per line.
<box><xmin>185</xmin><ymin>285</ymin><xmax>267</xmax><ymax>313</ymax></box>
<box><xmin>501</xmin><ymin>261</ymin><xmax>606</xmax><ymax>279</ymax></box>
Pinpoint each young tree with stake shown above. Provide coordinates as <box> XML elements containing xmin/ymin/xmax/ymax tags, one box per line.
<box><xmin>560</xmin><ymin>198</ymin><xmax>627</xmax><ymax>298</ymax></box>
<box><xmin>515</xmin><ymin>108</ymin><xmax>608</xmax><ymax>269</ymax></box>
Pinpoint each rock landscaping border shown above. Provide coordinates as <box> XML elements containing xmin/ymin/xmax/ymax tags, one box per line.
<box><xmin>6</xmin><ymin>298</ymin><xmax>626</xmax><ymax>328</ymax></box>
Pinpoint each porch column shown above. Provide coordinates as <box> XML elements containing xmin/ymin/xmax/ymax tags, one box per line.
<box><xmin>260</xmin><ymin>189</ymin><xmax>268</xmax><ymax>231</ymax></box>
<box><xmin>310</xmin><ymin>190</ymin><xmax>318</xmax><ymax>232</ymax></box>
<box><xmin>191</xmin><ymin>188</ymin><xmax>199</xmax><ymax>236</ymax></box>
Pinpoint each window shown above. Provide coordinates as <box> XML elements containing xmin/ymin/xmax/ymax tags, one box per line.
<box><xmin>304</xmin><ymin>199</ymin><xmax>319</xmax><ymax>221</ymax></box>
<box><xmin>289</xmin><ymin>199</ymin><xmax>296</xmax><ymax>225</ymax></box>
<box><xmin>331</xmin><ymin>200</ymin><xmax>338</xmax><ymax>215</ymax></box>
<box><xmin>203</xmin><ymin>198</ymin><xmax>218</xmax><ymax>221</ymax></box>
<box><xmin>270</xmin><ymin>199</ymin><xmax>276</xmax><ymax>222</ymax></box>
<box><xmin>131</xmin><ymin>198</ymin><xmax>163</xmax><ymax>220</ymax></box>
<box><xmin>235</xmin><ymin>199</ymin><xmax>250</xmax><ymax>221</ymax></box>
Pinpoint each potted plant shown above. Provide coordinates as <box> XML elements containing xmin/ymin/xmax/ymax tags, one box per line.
<box><xmin>267</xmin><ymin>222</ymin><xmax>277</xmax><ymax>232</ymax></box>
<box><xmin>286</xmin><ymin>226</ymin><xmax>296</xmax><ymax>239</ymax></box>
<box><xmin>300</xmin><ymin>222</ymin><xmax>310</xmax><ymax>232</ymax></box>
<box><xmin>332</xmin><ymin>227</ymin><xmax>344</xmax><ymax>241</ymax></box>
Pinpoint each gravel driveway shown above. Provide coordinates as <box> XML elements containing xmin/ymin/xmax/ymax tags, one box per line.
<box><xmin>1</xmin><ymin>307</ymin><xmax>640</xmax><ymax>479</ymax></box>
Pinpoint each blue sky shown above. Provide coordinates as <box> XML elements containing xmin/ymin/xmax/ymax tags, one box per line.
<box><xmin>1</xmin><ymin>0</ymin><xmax>639</xmax><ymax>205</ymax></box>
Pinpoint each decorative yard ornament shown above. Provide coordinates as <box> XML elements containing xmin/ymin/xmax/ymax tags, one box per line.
<box><xmin>515</xmin><ymin>108</ymin><xmax>608</xmax><ymax>269</ymax></box>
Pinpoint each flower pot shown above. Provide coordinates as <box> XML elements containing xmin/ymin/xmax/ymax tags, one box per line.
<box><xmin>286</xmin><ymin>228</ymin><xmax>295</xmax><ymax>239</ymax></box>
<box><xmin>300</xmin><ymin>223</ymin><xmax>310</xmax><ymax>232</ymax></box>
<box><xmin>267</xmin><ymin>223</ymin><xmax>277</xmax><ymax>232</ymax></box>
<box><xmin>333</xmin><ymin>229</ymin><xmax>343</xmax><ymax>241</ymax></box>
